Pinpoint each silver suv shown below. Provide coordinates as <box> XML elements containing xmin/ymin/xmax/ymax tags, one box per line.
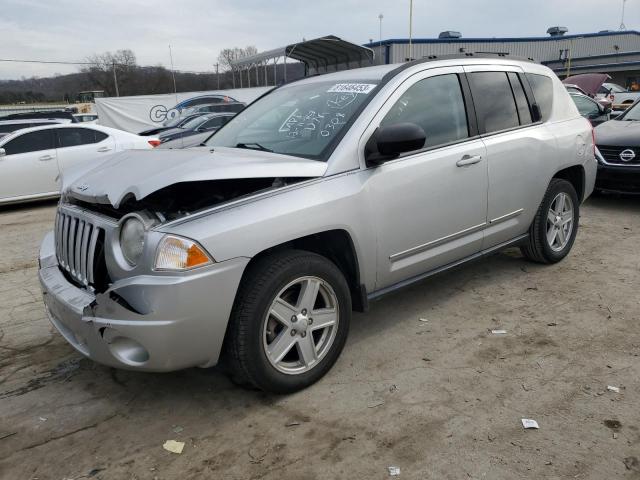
<box><xmin>39</xmin><ymin>56</ymin><xmax>596</xmax><ymax>392</ymax></box>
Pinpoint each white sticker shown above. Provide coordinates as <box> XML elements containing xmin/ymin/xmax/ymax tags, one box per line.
<box><xmin>521</xmin><ymin>419</ymin><xmax>539</xmax><ymax>429</ymax></box>
<box><xmin>327</xmin><ymin>83</ymin><xmax>376</xmax><ymax>94</ymax></box>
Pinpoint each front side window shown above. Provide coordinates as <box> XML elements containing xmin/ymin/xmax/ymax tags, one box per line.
<box><xmin>206</xmin><ymin>80</ymin><xmax>379</xmax><ymax>160</ymax></box>
<box><xmin>57</xmin><ymin>128</ymin><xmax>107</xmax><ymax>147</ymax></box>
<box><xmin>3</xmin><ymin>130</ymin><xmax>55</xmax><ymax>155</ymax></box>
<box><xmin>469</xmin><ymin>72</ymin><xmax>520</xmax><ymax>133</ymax></box>
<box><xmin>526</xmin><ymin>73</ymin><xmax>554</xmax><ymax>121</ymax></box>
<box><xmin>380</xmin><ymin>74</ymin><xmax>469</xmax><ymax>149</ymax></box>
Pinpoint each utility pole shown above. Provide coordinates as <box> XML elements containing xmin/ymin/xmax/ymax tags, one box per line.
<box><xmin>620</xmin><ymin>0</ymin><xmax>628</xmax><ymax>30</ymax></box>
<box><xmin>215</xmin><ymin>63</ymin><xmax>220</xmax><ymax>89</ymax></box>
<box><xmin>112</xmin><ymin>62</ymin><xmax>119</xmax><ymax>97</ymax></box>
<box><xmin>168</xmin><ymin>45</ymin><xmax>177</xmax><ymax>96</ymax></box>
<box><xmin>408</xmin><ymin>0</ymin><xmax>414</xmax><ymax>60</ymax></box>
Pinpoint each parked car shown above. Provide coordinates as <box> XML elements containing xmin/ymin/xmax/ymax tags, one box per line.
<box><xmin>2</xmin><ymin>110</ymin><xmax>78</xmax><ymax>123</ymax></box>
<box><xmin>139</xmin><ymin>113</ymin><xmax>203</xmax><ymax>136</ymax></box>
<box><xmin>158</xmin><ymin>130</ymin><xmax>212</xmax><ymax>149</ymax></box>
<box><xmin>162</xmin><ymin>96</ymin><xmax>246</xmax><ymax>126</ymax></box>
<box><xmin>0</xmin><ymin>124</ymin><xmax>158</xmax><ymax>205</ymax></box>
<box><xmin>179</xmin><ymin>101</ymin><xmax>245</xmax><ymax>118</ymax></box>
<box><xmin>564</xmin><ymin>83</ymin><xmax>612</xmax><ymax>109</ymax></box>
<box><xmin>569</xmin><ymin>92</ymin><xmax>611</xmax><ymax>126</ymax></box>
<box><xmin>594</xmin><ymin>98</ymin><xmax>640</xmax><ymax>193</ymax></box>
<box><xmin>73</xmin><ymin>114</ymin><xmax>99</xmax><ymax>124</ymax></box>
<box><xmin>39</xmin><ymin>55</ymin><xmax>595</xmax><ymax>393</ymax></box>
<box><xmin>0</xmin><ymin>118</ymin><xmax>70</xmax><ymax>134</ymax></box>
<box><xmin>598</xmin><ymin>82</ymin><xmax>640</xmax><ymax>110</ymax></box>
<box><xmin>158</xmin><ymin>112</ymin><xmax>235</xmax><ymax>143</ymax></box>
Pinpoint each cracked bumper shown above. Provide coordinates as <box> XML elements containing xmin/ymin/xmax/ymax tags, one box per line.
<box><xmin>38</xmin><ymin>231</ymin><xmax>249</xmax><ymax>371</ymax></box>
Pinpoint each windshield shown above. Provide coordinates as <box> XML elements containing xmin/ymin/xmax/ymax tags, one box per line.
<box><xmin>620</xmin><ymin>101</ymin><xmax>640</xmax><ymax>121</ymax></box>
<box><xmin>206</xmin><ymin>80</ymin><xmax>379</xmax><ymax>160</ymax></box>
<box><xmin>605</xmin><ymin>83</ymin><xmax>627</xmax><ymax>93</ymax></box>
<box><xmin>182</xmin><ymin>115</ymin><xmax>211</xmax><ymax>130</ymax></box>
<box><xmin>166</xmin><ymin>115</ymin><xmax>194</xmax><ymax>128</ymax></box>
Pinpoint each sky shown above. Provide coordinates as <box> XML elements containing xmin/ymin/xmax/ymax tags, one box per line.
<box><xmin>1</xmin><ymin>0</ymin><xmax>639</xmax><ymax>79</ymax></box>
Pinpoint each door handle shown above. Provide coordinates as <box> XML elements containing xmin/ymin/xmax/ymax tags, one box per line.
<box><xmin>456</xmin><ymin>155</ymin><xmax>482</xmax><ymax>167</ymax></box>
<box><xmin>39</xmin><ymin>155</ymin><xmax>54</xmax><ymax>161</ymax></box>
<box><xmin>97</xmin><ymin>147</ymin><xmax>112</xmax><ymax>152</ymax></box>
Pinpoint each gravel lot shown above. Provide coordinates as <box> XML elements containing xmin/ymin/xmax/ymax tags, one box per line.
<box><xmin>1</xmin><ymin>196</ymin><xmax>639</xmax><ymax>479</ymax></box>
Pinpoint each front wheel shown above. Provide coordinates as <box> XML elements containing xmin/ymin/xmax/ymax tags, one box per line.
<box><xmin>223</xmin><ymin>250</ymin><xmax>351</xmax><ymax>393</ymax></box>
<box><xmin>521</xmin><ymin>178</ymin><xmax>580</xmax><ymax>264</ymax></box>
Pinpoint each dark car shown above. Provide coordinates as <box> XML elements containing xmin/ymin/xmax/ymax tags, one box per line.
<box><xmin>594</xmin><ymin>99</ymin><xmax>640</xmax><ymax>193</ymax></box>
<box><xmin>138</xmin><ymin>114</ymin><xmax>202</xmax><ymax>136</ymax></box>
<box><xmin>570</xmin><ymin>93</ymin><xmax>611</xmax><ymax>126</ymax></box>
<box><xmin>2</xmin><ymin>110</ymin><xmax>78</xmax><ymax>123</ymax></box>
<box><xmin>158</xmin><ymin>130</ymin><xmax>213</xmax><ymax>149</ymax></box>
<box><xmin>158</xmin><ymin>112</ymin><xmax>235</xmax><ymax>143</ymax></box>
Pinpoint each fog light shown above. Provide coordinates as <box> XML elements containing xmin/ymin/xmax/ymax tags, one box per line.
<box><xmin>108</xmin><ymin>336</ymin><xmax>149</xmax><ymax>364</ymax></box>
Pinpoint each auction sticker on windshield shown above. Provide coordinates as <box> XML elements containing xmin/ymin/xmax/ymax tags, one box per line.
<box><xmin>327</xmin><ymin>83</ymin><xmax>376</xmax><ymax>94</ymax></box>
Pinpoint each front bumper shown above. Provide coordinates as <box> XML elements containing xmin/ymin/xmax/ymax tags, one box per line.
<box><xmin>596</xmin><ymin>164</ymin><xmax>640</xmax><ymax>194</ymax></box>
<box><xmin>38</xmin><ymin>231</ymin><xmax>249</xmax><ymax>371</ymax></box>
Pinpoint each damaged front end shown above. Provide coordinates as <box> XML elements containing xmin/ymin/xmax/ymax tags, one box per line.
<box><xmin>40</xmin><ymin>146</ymin><xmax>326</xmax><ymax>370</ymax></box>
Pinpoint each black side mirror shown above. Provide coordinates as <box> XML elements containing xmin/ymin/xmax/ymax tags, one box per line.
<box><xmin>366</xmin><ymin>123</ymin><xmax>426</xmax><ymax>165</ymax></box>
<box><xmin>531</xmin><ymin>103</ymin><xmax>542</xmax><ymax>122</ymax></box>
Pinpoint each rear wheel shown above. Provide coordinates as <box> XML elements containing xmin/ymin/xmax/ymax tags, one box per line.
<box><xmin>223</xmin><ymin>250</ymin><xmax>351</xmax><ymax>393</ymax></box>
<box><xmin>521</xmin><ymin>178</ymin><xmax>579</xmax><ymax>264</ymax></box>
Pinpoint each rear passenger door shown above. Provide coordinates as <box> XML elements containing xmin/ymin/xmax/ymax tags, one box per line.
<box><xmin>0</xmin><ymin>129</ymin><xmax>59</xmax><ymax>200</ymax></box>
<box><xmin>55</xmin><ymin>127</ymin><xmax>114</xmax><ymax>171</ymax></box>
<box><xmin>465</xmin><ymin>66</ymin><xmax>557</xmax><ymax>248</ymax></box>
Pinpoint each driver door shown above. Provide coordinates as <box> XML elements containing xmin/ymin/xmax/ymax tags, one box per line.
<box><xmin>362</xmin><ymin>67</ymin><xmax>489</xmax><ymax>290</ymax></box>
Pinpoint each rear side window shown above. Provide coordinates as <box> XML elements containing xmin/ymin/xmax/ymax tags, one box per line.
<box><xmin>507</xmin><ymin>73</ymin><xmax>533</xmax><ymax>125</ymax></box>
<box><xmin>381</xmin><ymin>73</ymin><xmax>469</xmax><ymax>149</ymax></box>
<box><xmin>526</xmin><ymin>73</ymin><xmax>553</xmax><ymax>122</ymax></box>
<box><xmin>468</xmin><ymin>72</ymin><xmax>520</xmax><ymax>133</ymax></box>
<box><xmin>3</xmin><ymin>130</ymin><xmax>55</xmax><ymax>155</ymax></box>
<box><xmin>57</xmin><ymin>128</ymin><xmax>108</xmax><ymax>147</ymax></box>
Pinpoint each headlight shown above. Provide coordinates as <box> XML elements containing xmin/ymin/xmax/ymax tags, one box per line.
<box><xmin>154</xmin><ymin>235</ymin><xmax>213</xmax><ymax>271</ymax></box>
<box><xmin>120</xmin><ymin>216</ymin><xmax>146</xmax><ymax>266</ymax></box>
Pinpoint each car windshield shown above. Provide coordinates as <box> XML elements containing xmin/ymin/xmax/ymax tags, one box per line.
<box><xmin>620</xmin><ymin>101</ymin><xmax>640</xmax><ymax>121</ymax></box>
<box><xmin>206</xmin><ymin>80</ymin><xmax>379</xmax><ymax>160</ymax></box>
<box><xmin>166</xmin><ymin>115</ymin><xmax>193</xmax><ymax>128</ymax></box>
<box><xmin>605</xmin><ymin>83</ymin><xmax>627</xmax><ymax>93</ymax></box>
<box><xmin>182</xmin><ymin>115</ymin><xmax>211</xmax><ymax>130</ymax></box>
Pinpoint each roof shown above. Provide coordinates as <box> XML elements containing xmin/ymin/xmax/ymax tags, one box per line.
<box><xmin>363</xmin><ymin>30</ymin><xmax>640</xmax><ymax>47</ymax></box>
<box><xmin>231</xmin><ymin>35</ymin><xmax>374</xmax><ymax>71</ymax></box>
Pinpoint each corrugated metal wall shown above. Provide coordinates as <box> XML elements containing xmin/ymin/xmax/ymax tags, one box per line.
<box><xmin>371</xmin><ymin>33</ymin><xmax>640</xmax><ymax>65</ymax></box>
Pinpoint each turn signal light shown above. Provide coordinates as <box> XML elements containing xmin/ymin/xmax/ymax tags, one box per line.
<box><xmin>154</xmin><ymin>235</ymin><xmax>213</xmax><ymax>271</ymax></box>
<box><xmin>148</xmin><ymin>139</ymin><xmax>161</xmax><ymax>148</ymax></box>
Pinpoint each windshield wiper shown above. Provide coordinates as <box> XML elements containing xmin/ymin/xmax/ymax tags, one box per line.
<box><xmin>235</xmin><ymin>142</ymin><xmax>273</xmax><ymax>152</ymax></box>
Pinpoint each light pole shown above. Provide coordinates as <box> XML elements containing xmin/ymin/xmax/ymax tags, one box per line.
<box><xmin>378</xmin><ymin>13</ymin><xmax>384</xmax><ymax>64</ymax></box>
<box><xmin>620</xmin><ymin>0</ymin><xmax>628</xmax><ymax>30</ymax></box>
<box><xmin>408</xmin><ymin>0</ymin><xmax>414</xmax><ymax>60</ymax></box>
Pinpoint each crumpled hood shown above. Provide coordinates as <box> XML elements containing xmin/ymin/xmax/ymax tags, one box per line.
<box><xmin>64</xmin><ymin>146</ymin><xmax>327</xmax><ymax>208</ymax></box>
<box><xmin>595</xmin><ymin>120</ymin><xmax>640</xmax><ymax>147</ymax></box>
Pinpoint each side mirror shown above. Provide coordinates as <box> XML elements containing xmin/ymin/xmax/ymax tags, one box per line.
<box><xmin>0</xmin><ymin>148</ymin><xmax>5</xmax><ymax>157</ymax></box>
<box><xmin>367</xmin><ymin>123</ymin><xmax>426</xmax><ymax>165</ymax></box>
<box><xmin>531</xmin><ymin>103</ymin><xmax>542</xmax><ymax>122</ymax></box>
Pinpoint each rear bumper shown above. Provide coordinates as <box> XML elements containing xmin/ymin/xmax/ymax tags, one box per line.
<box><xmin>38</xmin><ymin>231</ymin><xmax>249</xmax><ymax>371</ymax></box>
<box><xmin>595</xmin><ymin>164</ymin><xmax>640</xmax><ymax>194</ymax></box>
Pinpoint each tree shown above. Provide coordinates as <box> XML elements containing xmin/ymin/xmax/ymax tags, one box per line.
<box><xmin>81</xmin><ymin>49</ymin><xmax>137</xmax><ymax>96</ymax></box>
<box><xmin>217</xmin><ymin>46</ymin><xmax>258</xmax><ymax>71</ymax></box>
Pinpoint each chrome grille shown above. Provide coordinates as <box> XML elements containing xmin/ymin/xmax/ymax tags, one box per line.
<box><xmin>54</xmin><ymin>210</ymin><xmax>103</xmax><ymax>287</ymax></box>
<box><xmin>597</xmin><ymin>145</ymin><xmax>640</xmax><ymax>165</ymax></box>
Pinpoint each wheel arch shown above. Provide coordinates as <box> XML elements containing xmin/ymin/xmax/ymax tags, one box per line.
<box><xmin>553</xmin><ymin>164</ymin><xmax>585</xmax><ymax>202</ymax></box>
<box><xmin>239</xmin><ymin>229</ymin><xmax>367</xmax><ymax>312</ymax></box>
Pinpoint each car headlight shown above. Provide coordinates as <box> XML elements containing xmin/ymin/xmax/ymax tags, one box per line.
<box><xmin>120</xmin><ymin>216</ymin><xmax>146</xmax><ymax>266</ymax></box>
<box><xmin>154</xmin><ymin>235</ymin><xmax>213</xmax><ymax>271</ymax></box>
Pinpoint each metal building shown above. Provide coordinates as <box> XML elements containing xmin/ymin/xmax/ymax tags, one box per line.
<box><xmin>364</xmin><ymin>30</ymin><xmax>640</xmax><ymax>89</ymax></box>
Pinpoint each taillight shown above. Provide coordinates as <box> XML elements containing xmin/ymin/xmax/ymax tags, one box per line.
<box><xmin>148</xmin><ymin>139</ymin><xmax>161</xmax><ymax>148</ymax></box>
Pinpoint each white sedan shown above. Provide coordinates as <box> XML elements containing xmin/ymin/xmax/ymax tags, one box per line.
<box><xmin>0</xmin><ymin>124</ymin><xmax>159</xmax><ymax>205</ymax></box>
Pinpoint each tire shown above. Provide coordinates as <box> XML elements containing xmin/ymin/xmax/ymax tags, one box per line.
<box><xmin>521</xmin><ymin>178</ymin><xmax>580</xmax><ymax>264</ymax></box>
<box><xmin>223</xmin><ymin>250</ymin><xmax>351</xmax><ymax>393</ymax></box>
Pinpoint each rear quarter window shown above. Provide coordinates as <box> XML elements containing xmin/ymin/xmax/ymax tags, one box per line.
<box><xmin>525</xmin><ymin>73</ymin><xmax>554</xmax><ymax>122</ymax></box>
